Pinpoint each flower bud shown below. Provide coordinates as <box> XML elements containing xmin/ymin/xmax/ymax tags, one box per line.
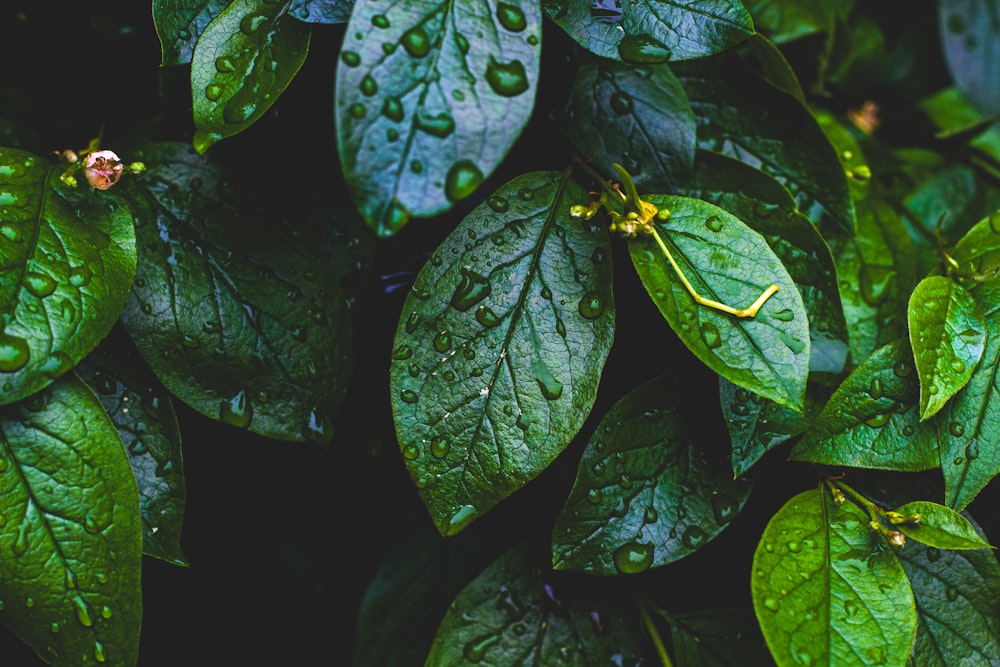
<box><xmin>887</xmin><ymin>530</ymin><xmax>905</xmax><ymax>547</ymax></box>
<box><xmin>83</xmin><ymin>150</ymin><xmax>123</xmax><ymax>190</ymax></box>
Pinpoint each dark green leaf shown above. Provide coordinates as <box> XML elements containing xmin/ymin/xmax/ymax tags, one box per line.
<box><xmin>152</xmin><ymin>0</ymin><xmax>230</xmax><ymax>66</ymax></box>
<box><xmin>552</xmin><ymin>372</ymin><xmax>755</xmax><ymax>574</ymax></box>
<box><xmin>752</xmin><ymin>488</ymin><xmax>917</xmax><ymax>667</ymax></box>
<box><xmin>0</xmin><ymin>374</ymin><xmax>142</xmax><ymax>667</ymax></box>
<box><xmin>939</xmin><ymin>0</ymin><xmax>1000</xmax><ymax>115</ymax></box>
<box><xmin>118</xmin><ymin>142</ymin><xmax>352</xmax><ymax>444</ymax></box>
<box><xmin>335</xmin><ymin>0</ymin><xmax>541</xmax><ymax>236</ymax></box>
<box><xmin>389</xmin><ymin>171</ymin><xmax>614</xmax><ymax>536</ymax></box>
<box><xmin>0</xmin><ymin>148</ymin><xmax>137</xmax><ymax>406</ymax></box>
<box><xmin>354</xmin><ymin>529</ymin><xmax>495</xmax><ymax>667</ymax></box>
<box><xmin>77</xmin><ymin>328</ymin><xmax>188</xmax><ymax>567</ymax></box>
<box><xmin>628</xmin><ymin>195</ymin><xmax>810</xmax><ymax>411</ymax></box>
<box><xmin>668</xmin><ymin>608</ymin><xmax>773</xmax><ymax>667</ymax></box>
<box><xmin>688</xmin><ymin>149</ymin><xmax>848</xmax><ymax>379</ymax></box>
<box><xmin>288</xmin><ymin>0</ymin><xmax>351</xmax><ymax>23</ymax></box>
<box><xmin>919</xmin><ymin>87</ymin><xmax>1000</xmax><ymax>165</ymax></box>
<box><xmin>737</xmin><ymin>33</ymin><xmax>807</xmax><ymax>105</ymax></box>
<box><xmin>791</xmin><ymin>339</ymin><xmax>940</xmax><ymax>471</ymax></box>
<box><xmin>907</xmin><ymin>276</ymin><xmax>985</xmax><ymax>421</ymax></box>
<box><xmin>898</xmin><ymin>517</ymin><xmax>1000</xmax><ymax>666</ymax></box>
<box><xmin>542</xmin><ymin>0</ymin><xmax>754</xmax><ymax>63</ymax></box>
<box><xmin>673</xmin><ymin>54</ymin><xmax>855</xmax><ymax>234</ymax></box>
<box><xmin>892</xmin><ymin>501</ymin><xmax>993</xmax><ymax>550</ymax></box>
<box><xmin>828</xmin><ymin>197</ymin><xmax>916</xmax><ymax>365</ymax></box>
<box><xmin>425</xmin><ymin>540</ymin><xmax>646</xmax><ymax>665</ymax></box>
<box><xmin>815</xmin><ymin>109</ymin><xmax>874</xmax><ymax>202</ymax></box>
<box><xmin>191</xmin><ymin>0</ymin><xmax>311</xmax><ymax>154</ymax></box>
<box><xmin>744</xmin><ymin>0</ymin><xmax>844</xmax><ymax>44</ymax></box>
<box><xmin>562</xmin><ymin>57</ymin><xmax>696</xmax><ymax>194</ymax></box>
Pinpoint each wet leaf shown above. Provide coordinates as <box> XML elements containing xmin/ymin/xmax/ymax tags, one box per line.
<box><xmin>0</xmin><ymin>148</ymin><xmax>137</xmax><ymax>406</ymax></box>
<box><xmin>673</xmin><ymin>54</ymin><xmax>855</xmax><ymax>234</ymax></box>
<box><xmin>752</xmin><ymin>488</ymin><xmax>916</xmax><ymax>667</ymax></box>
<box><xmin>288</xmin><ymin>0</ymin><xmax>351</xmax><ymax>24</ymax></box>
<box><xmin>542</xmin><ymin>0</ymin><xmax>754</xmax><ymax>63</ymax></box>
<box><xmin>668</xmin><ymin>608</ymin><xmax>773</xmax><ymax>666</ymax></box>
<box><xmin>152</xmin><ymin>0</ymin><xmax>230</xmax><ymax>66</ymax></box>
<box><xmin>552</xmin><ymin>372</ymin><xmax>755</xmax><ymax>574</ymax></box>
<box><xmin>892</xmin><ymin>500</ymin><xmax>992</xmax><ymax>550</ymax></box>
<box><xmin>898</xmin><ymin>517</ymin><xmax>1000</xmax><ymax>666</ymax></box>
<box><xmin>118</xmin><ymin>142</ymin><xmax>352</xmax><ymax>444</ymax></box>
<box><xmin>744</xmin><ymin>0</ymin><xmax>845</xmax><ymax>44</ymax></box>
<box><xmin>425</xmin><ymin>540</ymin><xmax>646</xmax><ymax>665</ymax></box>
<box><xmin>628</xmin><ymin>195</ymin><xmax>810</xmax><ymax>411</ymax></box>
<box><xmin>908</xmin><ymin>276</ymin><xmax>985</xmax><ymax>421</ymax></box>
<box><xmin>562</xmin><ymin>56</ymin><xmax>696</xmax><ymax>195</ymax></box>
<box><xmin>389</xmin><ymin>171</ymin><xmax>613</xmax><ymax>536</ymax></box>
<box><xmin>815</xmin><ymin>109</ymin><xmax>873</xmax><ymax>203</ymax></box>
<box><xmin>791</xmin><ymin>339</ymin><xmax>940</xmax><ymax>471</ymax></box>
<box><xmin>191</xmin><ymin>0</ymin><xmax>311</xmax><ymax>154</ymax></box>
<box><xmin>77</xmin><ymin>328</ymin><xmax>188</xmax><ymax>567</ymax></box>
<box><xmin>939</xmin><ymin>0</ymin><xmax>1000</xmax><ymax>115</ymax></box>
<box><xmin>736</xmin><ymin>33</ymin><xmax>807</xmax><ymax>104</ymax></box>
<box><xmin>336</xmin><ymin>0</ymin><xmax>541</xmax><ymax>236</ymax></box>
<box><xmin>0</xmin><ymin>374</ymin><xmax>142</xmax><ymax>667</ymax></box>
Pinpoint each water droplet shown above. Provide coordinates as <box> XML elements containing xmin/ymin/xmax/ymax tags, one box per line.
<box><xmin>12</xmin><ymin>521</ymin><xmax>28</xmax><ymax>555</ymax></box>
<box><xmin>463</xmin><ymin>632</ymin><xmax>501</xmax><ymax>662</ymax></box>
<box><xmin>68</xmin><ymin>266</ymin><xmax>91</xmax><ymax>287</ymax></box>
<box><xmin>0</xmin><ymin>225</ymin><xmax>22</xmax><ymax>242</ymax></box>
<box><xmin>433</xmin><ymin>330</ymin><xmax>452</xmax><ymax>352</ymax></box>
<box><xmin>341</xmin><ymin>50</ymin><xmax>361</xmax><ymax>67</ymax></box>
<box><xmin>400</xmin><ymin>389</ymin><xmax>418</xmax><ymax>404</ymax></box>
<box><xmin>73</xmin><ymin>595</ymin><xmax>93</xmax><ymax>627</ymax></box>
<box><xmin>609</xmin><ymin>91</ymin><xmax>632</xmax><ymax>115</ymax></box>
<box><xmin>448</xmin><ymin>504</ymin><xmax>476</xmax><ymax>533</ymax></box>
<box><xmin>402</xmin><ymin>444</ymin><xmax>419</xmax><ymax>460</ymax></box>
<box><xmin>868</xmin><ymin>377</ymin><xmax>884</xmax><ymax>399</ymax></box>
<box><xmin>0</xmin><ymin>331</ymin><xmax>29</xmax><ymax>372</ymax></box>
<box><xmin>700</xmin><ymin>322</ymin><xmax>721</xmax><ymax>348</ymax></box>
<box><xmin>205</xmin><ymin>84</ymin><xmax>223</xmax><ymax>101</ymax></box>
<box><xmin>239</xmin><ymin>13</ymin><xmax>268</xmax><ymax>35</ymax></box>
<box><xmin>578</xmin><ymin>291</ymin><xmax>605</xmax><ymax>319</ymax></box>
<box><xmin>763</xmin><ymin>596</ymin><xmax>780</xmax><ymax>612</ymax></box>
<box><xmin>41</xmin><ymin>351</ymin><xmax>73</xmax><ymax>379</ymax></box>
<box><xmin>779</xmin><ymin>331</ymin><xmax>806</xmax><ymax>354</ymax></box>
<box><xmin>946</xmin><ymin>586</ymin><xmax>959</xmax><ymax>601</ymax></box>
<box><xmin>531</xmin><ymin>359</ymin><xmax>563</xmax><ymax>400</ymax></box>
<box><xmin>401</xmin><ymin>26</ymin><xmax>431</xmax><ymax>57</ymax></box>
<box><xmin>705</xmin><ymin>216</ymin><xmax>723</xmax><ymax>232</ymax></box>
<box><xmin>902</xmin><ymin>424</ymin><xmax>915</xmax><ymax>436</ymax></box>
<box><xmin>613</xmin><ymin>541</ymin><xmax>654</xmax><ymax>574</ymax></box>
<box><xmin>865</xmin><ymin>413</ymin><xmax>889</xmax><ymax>428</ymax></box>
<box><xmin>475</xmin><ymin>305</ymin><xmax>500</xmax><ymax>327</ymax></box>
<box><xmin>430</xmin><ymin>436</ymin><xmax>450</xmax><ymax>459</ymax></box>
<box><xmin>371</xmin><ymin>14</ymin><xmax>390</xmax><ymax>28</ymax></box>
<box><xmin>893</xmin><ymin>359</ymin><xmax>912</xmax><ymax>377</ymax></box>
<box><xmin>711</xmin><ymin>494</ymin><xmax>737</xmax><ymax>524</ymax></box>
<box><xmin>215</xmin><ymin>56</ymin><xmax>236</xmax><ymax>73</ymax></box>
<box><xmin>966</xmin><ymin>439</ymin><xmax>980</xmax><ymax>460</ymax></box>
<box><xmin>787</xmin><ymin>540</ymin><xmax>801</xmax><ymax>553</ymax></box>
<box><xmin>444</xmin><ymin>161</ymin><xmax>484</xmax><ymax>202</ymax></box>
<box><xmin>859</xmin><ymin>265</ymin><xmax>894</xmax><ymax>306</ymax></box>
<box><xmin>926</xmin><ymin>546</ymin><xmax>941</xmax><ymax>562</ymax></box>
<box><xmin>94</xmin><ymin>641</ymin><xmax>107</xmax><ymax>663</ymax></box>
<box><xmin>50</xmin><ymin>622</ymin><xmax>60</xmax><ymax>633</ymax></box>
<box><xmin>451</xmin><ymin>268</ymin><xmax>491</xmax><ymax>310</ymax></box>
<box><xmin>24</xmin><ymin>271</ymin><xmax>56</xmax><ymax>298</ymax></box>
<box><xmin>391</xmin><ymin>344</ymin><xmax>413</xmax><ymax>360</ymax></box>
<box><xmin>348</xmin><ymin>103</ymin><xmax>366</xmax><ymax>119</ymax></box>
<box><xmin>301</xmin><ymin>409</ymin><xmax>332</xmax><ymax>443</ymax></box>
<box><xmin>219</xmin><ymin>390</ymin><xmax>253</xmax><ymax>428</ymax></box>
<box><xmin>949</xmin><ymin>421</ymin><xmax>965</xmax><ymax>437</ymax></box>
<box><xmin>617</xmin><ymin>33</ymin><xmax>671</xmax><ymax>63</ymax></box>
<box><xmin>484</xmin><ymin>56</ymin><xmax>529</xmax><ymax>97</ymax></box>
<box><xmin>586</xmin><ymin>488</ymin><xmax>602</xmax><ymax>504</ymax></box>
<box><xmin>496</xmin><ymin>2</ymin><xmax>526</xmax><ymax>31</ymax></box>
<box><xmin>360</xmin><ymin>74</ymin><xmax>378</xmax><ymax>96</ymax></box>
<box><xmin>414</xmin><ymin>110</ymin><xmax>455</xmax><ymax>137</ymax></box>
<box><xmin>951</xmin><ymin>358</ymin><xmax>966</xmax><ymax>374</ymax></box>
<box><xmin>681</xmin><ymin>525</ymin><xmax>708</xmax><ymax>549</ymax></box>
<box><xmin>101</xmin><ymin>605</ymin><xmax>113</xmax><ymax>620</ymax></box>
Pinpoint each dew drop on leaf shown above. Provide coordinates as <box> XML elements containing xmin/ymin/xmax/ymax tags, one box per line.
<box><xmin>219</xmin><ymin>390</ymin><xmax>253</xmax><ymax>428</ymax></box>
<box><xmin>700</xmin><ymin>322</ymin><xmax>721</xmax><ymax>349</ymax></box>
<box><xmin>451</xmin><ymin>268</ymin><xmax>491</xmax><ymax>311</ymax></box>
<box><xmin>712</xmin><ymin>493</ymin><xmax>737</xmax><ymax>524</ymax></box>
<box><xmin>463</xmin><ymin>632</ymin><xmax>501</xmax><ymax>663</ymax></box>
<box><xmin>484</xmin><ymin>56</ymin><xmax>529</xmax><ymax>97</ymax></box>
<box><xmin>430</xmin><ymin>436</ymin><xmax>450</xmax><ymax>458</ymax></box>
<box><xmin>617</xmin><ymin>33</ymin><xmax>671</xmax><ymax>63</ymax></box>
<box><xmin>205</xmin><ymin>84</ymin><xmax>223</xmax><ymax>101</ymax></box>
<box><xmin>496</xmin><ymin>3</ymin><xmax>527</xmax><ymax>32</ymax></box>
<box><xmin>239</xmin><ymin>13</ymin><xmax>268</xmax><ymax>35</ymax></box>
<box><xmin>400</xmin><ymin>389</ymin><xmax>418</xmax><ymax>404</ymax></box>
<box><xmin>681</xmin><ymin>525</ymin><xmax>708</xmax><ymax>549</ymax></box>
<box><xmin>401</xmin><ymin>26</ymin><xmax>431</xmax><ymax>57</ymax></box>
<box><xmin>371</xmin><ymin>14</ymin><xmax>390</xmax><ymax>29</ymax></box>
<box><xmin>613</xmin><ymin>541</ymin><xmax>654</xmax><ymax>574</ymax></box>
<box><xmin>73</xmin><ymin>595</ymin><xmax>93</xmax><ymax>627</ymax></box>
<box><xmin>444</xmin><ymin>160</ymin><xmax>485</xmax><ymax>202</ymax></box>
<box><xmin>432</xmin><ymin>330</ymin><xmax>452</xmax><ymax>352</ymax></box>
<box><xmin>578</xmin><ymin>291</ymin><xmax>605</xmax><ymax>319</ymax></box>
<box><xmin>762</xmin><ymin>596</ymin><xmax>779</xmax><ymax>612</ymax></box>
<box><xmin>0</xmin><ymin>331</ymin><xmax>29</xmax><ymax>371</ymax></box>
<box><xmin>609</xmin><ymin>91</ymin><xmax>632</xmax><ymax>115</ymax></box>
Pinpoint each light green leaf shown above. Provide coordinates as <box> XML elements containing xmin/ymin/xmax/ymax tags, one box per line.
<box><xmin>908</xmin><ymin>276</ymin><xmax>986</xmax><ymax>421</ymax></box>
<box><xmin>561</xmin><ymin>56</ymin><xmax>696</xmax><ymax>195</ymax></box>
<box><xmin>552</xmin><ymin>372</ymin><xmax>755</xmax><ymax>575</ymax></box>
<box><xmin>627</xmin><ymin>195</ymin><xmax>810</xmax><ymax>411</ymax></box>
<box><xmin>892</xmin><ymin>501</ymin><xmax>992</xmax><ymax>550</ymax></box>
<box><xmin>152</xmin><ymin>0</ymin><xmax>230</xmax><ymax>66</ymax></box>
<box><xmin>77</xmin><ymin>328</ymin><xmax>188</xmax><ymax>567</ymax></box>
<box><xmin>815</xmin><ymin>109</ymin><xmax>873</xmax><ymax>203</ymax></box>
<box><xmin>336</xmin><ymin>0</ymin><xmax>541</xmax><ymax>236</ymax></box>
<box><xmin>0</xmin><ymin>148</ymin><xmax>137</xmax><ymax>406</ymax></box>
<box><xmin>752</xmin><ymin>488</ymin><xmax>917</xmax><ymax>667</ymax></box>
<box><xmin>191</xmin><ymin>0</ymin><xmax>311</xmax><ymax>154</ymax></box>
<box><xmin>898</xmin><ymin>519</ymin><xmax>1000</xmax><ymax>666</ymax></box>
<box><xmin>939</xmin><ymin>0</ymin><xmax>1000</xmax><ymax>115</ymax></box>
<box><xmin>118</xmin><ymin>142</ymin><xmax>353</xmax><ymax>444</ymax></box>
<box><xmin>791</xmin><ymin>339</ymin><xmax>940</xmax><ymax>471</ymax></box>
<box><xmin>0</xmin><ymin>374</ymin><xmax>142</xmax><ymax>667</ymax></box>
<box><xmin>389</xmin><ymin>171</ymin><xmax>614</xmax><ymax>536</ymax></box>
<box><xmin>542</xmin><ymin>0</ymin><xmax>754</xmax><ymax>63</ymax></box>
<box><xmin>425</xmin><ymin>541</ymin><xmax>646</xmax><ymax>665</ymax></box>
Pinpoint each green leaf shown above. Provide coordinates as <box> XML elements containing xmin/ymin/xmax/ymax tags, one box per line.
<box><xmin>561</xmin><ymin>56</ymin><xmax>696</xmax><ymax>194</ymax></box>
<box><xmin>752</xmin><ymin>488</ymin><xmax>917</xmax><ymax>667</ymax></box>
<box><xmin>335</xmin><ymin>0</ymin><xmax>541</xmax><ymax>236</ymax></box>
<box><xmin>118</xmin><ymin>142</ymin><xmax>353</xmax><ymax>444</ymax></box>
<box><xmin>939</xmin><ymin>0</ymin><xmax>1000</xmax><ymax>115</ymax></box>
<box><xmin>425</xmin><ymin>540</ymin><xmax>646</xmax><ymax>665</ymax></box>
<box><xmin>389</xmin><ymin>171</ymin><xmax>614</xmax><ymax>536</ymax></box>
<box><xmin>191</xmin><ymin>0</ymin><xmax>311</xmax><ymax>155</ymax></box>
<box><xmin>891</xmin><ymin>500</ymin><xmax>992</xmax><ymax>550</ymax></box>
<box><xmin>687</xmin><ymin>149</ymin><xmax>848</xmax><ymax>379</ymax></box>
<box><xmin>627</xmin><ymin>195</ymin><xmax>810</xmax><ymax>411</ymax></box>
<box><xmin>673</xmin><ymin>54</ymin><xmax>855</xmax><ymax>234</ymax></box>
<box><xmin>898</xmin><ymin>519</ymin><xmax>1000</xmax><ymax>666</ymax></box>
<box><xmin>737</xmin><ymin>33</ymin><xmax>808</xmax><ymax>105</ymax></box>
<box><xmin>907</xmin><ymin>276</ymin><xmax>986</xmax><ymax>421</ymax></box>
<box><xmin>77</xmin><ymin>328</ymin><xmax>188</xmax><ymax>567</ymax></box>
<box><xmin>288</xmin><ymin>0</ymin><xmax>351</xmax><ymax>23</ymax></box>
<box><xmin>791</xmin><ymin>339</ymin><xmax>940</xmax><ymax>471</ymax></box>
<box><xmin>552</xmin><ymin>372</ymin><xmax>755</xmax><ymax>575</ymax></box>
<box><xmin>815</xmin><ymin>109</ymin><xmax>874</xmax><ymax>202</ymax></box>
<box><xmin>920</xmin><ymin>87</ymin><xmax>1000</xmax><ymax>166</ymax></box>
<box><xmin>542</xmin><ymin>0</ymin><xmax>754</xmax><ymax>63</ymax></box>
<box><xmin>668</xmin><ymin>608</ymin><xmax>774</xmax><ymax>666</ymax></box>
<box><xmin>0</xmin><ymin>374</ymin><xmax>142</xmax><ymax>667</ymax></box>
<box><xmin>744</xmin><ymin>0</ymin><xmax>845</xmax><ymax>44</ymax></box>
<box><xmin>0</xmin><ymin>148</ymin><xmax>137</xmax><ymax>406</ymax></box>
<box><xmin>828</xmin><ymin>197</ymin><xmax>916</xmax><ymax>365</ymax></box>
<box><xmin>935</xmin><ymin>309</ymin><xmax>1000</xmax><ymax>511</ymax></box>
<box><xmin>152</xmin><ymin>0</ymin><xmax>230</xmax><ymax>66</ymax></box>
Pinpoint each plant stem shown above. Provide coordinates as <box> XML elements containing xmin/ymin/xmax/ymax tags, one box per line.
<box><xmin>635</xmin><ymin>592</ymin><xmax>674</xmax><ymax>667</ymax></box>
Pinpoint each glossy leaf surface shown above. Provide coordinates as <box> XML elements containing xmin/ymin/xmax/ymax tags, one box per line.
<box><xmin>336</xmin><ymin>0</ymin><xmax>541</xmax><ymax>235</ymax></box>
<box><xmin>191</xmin><ymin>0</ymin><xmax>311</xmax><ymax>154</ymax></box>
<box><xmin>0</xmin><ymin>148</ymin><xmax>137</xmax><ymax>406</ymax></box>
<box><xmin>288</xmin><ymin>0</ymin><xmax>351</xmax><ymax>23</ymax></box>
<box><xmin>542</xmin><ymin>0</ymin><xmax>754</xmax><ymax>63</ymax></box>
<box><xmin>390</xmin><ymin>171</ymin><xmax>614</xmax><ymax>536</ymax></box>
<box><xmin>752</xmin><ymin>489</ymin><xmax>916</xmax><ymax>667</ymax></box>
<box><xmin>425</xmin><ymin>541</ymin><xmax>646</xmax><ymax>665</ymax></box>
<box><xmin>119</xmin><ymin>142</ymin><xmax>353</xmax><ymax>444</ymax></box>
<box><xmin>552</xmin><ymin>372</ymin><xmax>754</xmax><ymax>574</ymax></box>
<box><xmin>939</xmin><ymin>0</ymin><xmax>1000</xmax><ymax>114</ymax></box>
<box><xmin>668</xmin><ymin>608</ymin><xmax>773</xmax><ymax>666</ymax></box>
<box><xmin>0</xmin><ymin>375</ymin><xmax>142</xmax><ymax>667</ymax></box>
<box><xmin>628</xmin><ymin>195</ymin><xmax>810</xmax><ymax>411</ymax></box>
<box><xmin>892</xmin><ymin>501</ymin><xmax>992</xmax><ymax>550</ymax></box>
<box><xmin>152</xmin><ymin>0</ymin><xmax>230</xmax><ymax>66</ymax></box>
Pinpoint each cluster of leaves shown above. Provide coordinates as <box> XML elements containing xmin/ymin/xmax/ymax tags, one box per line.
<box><xmin>3</xmin><ymin>0</ymin><xmax>1000</xmax><ymax>666</ymax></box>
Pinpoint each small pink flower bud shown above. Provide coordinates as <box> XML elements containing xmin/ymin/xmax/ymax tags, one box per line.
<box><xmin>83</xmin><ymin>150</ymin><xmax>123</xmax><ymax>190</ymax></box>
<box><xmin>887</xmin><ymin>531</ymin><xmax>905</xmax><ymax>547</ymax></box>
